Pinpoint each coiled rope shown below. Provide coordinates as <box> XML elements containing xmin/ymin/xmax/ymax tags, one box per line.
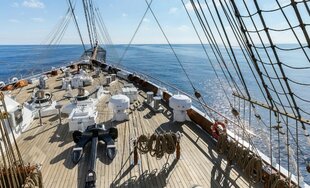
<box><xmin>136</xmin><ymin>132</ymin><xmax>179</xmax><ymax>159</ymax></box>
<box><xmin>244</xmin><ymin>155</ymin><xmax>263</xmax><ymax>183</ymax></box>
<box><xmin>216</xmin><ymin>133</ymin><xmax>228</xmax><ymax>154</ymax></box>
<box><xmin>216</xmin><ymin>132</ymin><xmax>298</xmax><ymax>187</ymax></box>
<box><xmin>216</xmin><ymin>132</ymin><xmax>263</xmax><ymax>184</ymax></box>
<box><xmin>137</xmin><ymin>134</ymin><xmax>148</xmax><ymax>154</ymax></box>
<box><xmin>266</xmin><ymin>173</ymin><xmax>297</xmax><ymax>188</ymax></box>
<box><xmin>21</xmin><ymin>167</ymin><xmax>43</xmax><ymax>188</ymax></box>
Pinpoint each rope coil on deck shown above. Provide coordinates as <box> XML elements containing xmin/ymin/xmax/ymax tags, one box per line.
<box><xmin>136</xmin><ymin>132</ymin><xmax>180</xmax><ymax>159</ymax></box>
<box><xmin>137</xmin><ymin>134</ymin><xmax>149</xmax><ymax>154</ymax></box>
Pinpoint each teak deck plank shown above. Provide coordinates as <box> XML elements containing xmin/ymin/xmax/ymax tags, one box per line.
<box><xmin>5</xmin><ymin>70</ymin><xmax>262</xmax><ymax>188</ymax></box>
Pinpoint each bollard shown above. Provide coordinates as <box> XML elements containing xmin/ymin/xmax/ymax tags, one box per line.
<box><xmin>55</xmin><ymin>103</ymin><xmax>63</xmax><ymax>125</ymax></box>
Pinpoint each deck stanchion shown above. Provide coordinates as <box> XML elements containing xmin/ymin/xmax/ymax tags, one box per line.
<box><xmin>133</xmin><ymin>140</ymin><xmax>138</xmax><ymax>165</ymax></box>
<box><xmin>176</xmin><ymin>141</ymin><xmax>180</xmax><ymax>160</ymax></box>
<box><xmin>55</xmin><ymin>103</ymin><xmax>63</xmax><ymax>125</ymax></box>
<box><xmin>38</xmin><ymin>100</ymin><xmax>42</xmax><ymax>126</ymax></box>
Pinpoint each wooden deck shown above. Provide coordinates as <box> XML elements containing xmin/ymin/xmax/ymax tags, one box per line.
<box><xmin>9</xmin><ymin>70</ymin><xmax>262</xmax><ymax>188</ymax></box>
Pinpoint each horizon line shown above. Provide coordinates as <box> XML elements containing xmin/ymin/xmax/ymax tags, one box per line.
<box><xmin>0</xmin><ymin>42</ymin><xmax>304</xmax><ymax>46</ymax></box>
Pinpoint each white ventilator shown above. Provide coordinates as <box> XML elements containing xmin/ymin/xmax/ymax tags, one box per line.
<box><xmin>109</xmin><ymin>94</ymin><xmax>130</xmax><ymax>121</ymax></box>
<box><xmin>169</xmin><ymin>94</ymin><xmax>192</xmax><ymax>122</ymax></box>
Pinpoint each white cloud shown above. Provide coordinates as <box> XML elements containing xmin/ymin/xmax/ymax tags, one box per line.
<box><xmin>22</xmin><ymin>0</ymin><xmax>45</xmax><ymax>9</ymax></box>
<box><xmin>177</xmin><ymin>25</ymin><xmax>190</xmax><ymax>32</ymax></box>
<box><xmin>9</xmin><ymin>19</ymin><xmax>20</xmax><ymax>23</ymax></box>
<box><xmin>185</xmin><ymin>1</ymin><xmax>207</xmax><ymax>11</ymax></box>
<box><xmin>143</xmin><ymin>18</ymin><xmax>150</xmax><ymax>23</ymax></box>
<box><xmin>31</xmin><ymin>18</ymin><xmax>44</xmax><ymax>22</ymax></box>
<box><xmin>122</xmin><ymin>13</ymin><xmax>128</xmax><ymax>17</ymax></box>
<box><xmin>169</xmin><ymin>7</ymin><xmax>178</xmax><ymax>14</ymax></box>
<box><xmin>11</xmin><ymin>2</ymin><xmax>19</xmax><ymax>8</ymax></box>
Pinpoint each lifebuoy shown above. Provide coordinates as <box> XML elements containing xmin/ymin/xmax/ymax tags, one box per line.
<box><xmin>211</xmin><ymin>121</ymin><xmax>226</xmax><ymax>140</ymax></box>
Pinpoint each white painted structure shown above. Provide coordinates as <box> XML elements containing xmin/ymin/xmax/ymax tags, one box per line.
<box><xmin>109</xmin><ymin>94</ymin><xmax>130</xmax><ymax>121</ymax></box>
<box><xmin>1</xmin><ymin>96</ymin><xmax>33</xmax><ymax>142</ymax></box>
<box><xmin>39</xmin><ymin>75</ymin><xmax>48</xmax><ymax>89</ymax></box>
<box><xmin>68</xmin><ymin>100</ymin><xmax>98</xmax><ymax>132</ymax></box>
<box><xmin>122</xmin><ymin>86</ymin><xmax>138</xmax><ymax>103</ymax></box>
<box><xmin>61</xmin><ymin>78</ymin><xmax>71</xmax><ymax>90</ymax></box>
<box><xmin>65</xmin><ymin>86</ymin><xmax>107</xmax><ymax>131</ymax></box>
<box><xmin>62</xmin><ymin>86</ymin><xmax>107</xmax><ymax>115</ymax></box>
<box><xmin>25</xmin><ymin>91</ymin><xmax>58</xmax><ymax>118</ymax></box>
<box><xmin>169</xmin><ymin>94</ymin><xmax>192</xmax><ymax>122</ymax></box>
<box><xmin>71</xmin><ymin>70</ymin><xmax>93</xmax><ymax>88</ymax></box>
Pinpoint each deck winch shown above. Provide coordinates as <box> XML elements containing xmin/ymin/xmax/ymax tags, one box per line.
<box><xmin>122</xmin><ymin>84</ymin><xmax>138</xmax><ymax>103</ymax></box>
<box><xmin>71</xmin><ymin>70</ymin><xmax>93</xmax><ymax>88</ymax></box>
<box><xmin>109</xmin><ymin>94</ymin><xmax>130</xmax><ymax>121</ymax></box>
<box><xmin>71</xmin><ymin>124</ymin><xmax>118</xmax><ymax>188</ymax></box>
<box><xmin>61</xmin><ymin>78</ymin><xmax>71</xmax><ymax>90</ymax></box>
<box><xmin>64</xmin><ymin>68</ymin><xmax>71</xmax><ymax>77</ymax></box>
<box><xmin>68</xmin><ymin>99</ymin><xmax>97</xmax><ymax>132</ymax></box>
<box><xmin>169</xmin><ymin>94</ymin><xmax>192</xmax><ymax>122</ymax></box>
<box><xmin>25</xmin><ymin>89</ymin><xmax>57</xmax><ymax>119</ymax></box>
<box><xmin>39</xmin><ymin>75</ymin><xmax>47</xmax><ymax>89</ymax></box>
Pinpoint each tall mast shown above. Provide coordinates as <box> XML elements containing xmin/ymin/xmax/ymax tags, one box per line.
<box><xmin>82</xmin><ymin>0</ymin><xmax>96</xmax><ymax>48</ymax></box>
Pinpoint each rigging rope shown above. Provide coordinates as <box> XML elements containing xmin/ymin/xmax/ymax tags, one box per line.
<box><xmin>144</xmin><ymin>0</ymin><xmax>196</xmax><ymax>93</ymax></box>
<box><xmin>82</xmin><ymin>0</ymin><xmax>94</xmax><ymax>47</ymax></box>
<box><xmin>254</xmin><ymin>0</ymin><xmax>306</xmax><ymax>131</ymax></box>
<box><xmin>231</xmin><ymin>1</ymin><xmax>308</xmax><ymax>183</ymax></box>
<box><xmin>116</xmin><ymin>0</ymin><xmax>154</xmax><ymax>66</ymax></box>
<box><xmin>181</xmin><ymin>0</ymin><xmax>236</xmax><ymax>118</ymax></box>
<box><xmin>68</xmin><ymin>0</ymin><xmax>86</xmax><ymax>52</ymax></box>
<box><xmin>191</xmin><ymin>0</ymin><xmax>246</xmax><ymax>98</ymax></box>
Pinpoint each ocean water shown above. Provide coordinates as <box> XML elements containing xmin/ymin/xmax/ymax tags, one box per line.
<box><xmin>0</xmin><ymin>44</ymin><xmax>309</xmax><ymax>184</ymax></box>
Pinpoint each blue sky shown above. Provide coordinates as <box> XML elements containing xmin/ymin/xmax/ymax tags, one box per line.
<box><xmin>0</xmin><ymin>0</ymin><xmax>308</xmax><ymax>44</ymax></box>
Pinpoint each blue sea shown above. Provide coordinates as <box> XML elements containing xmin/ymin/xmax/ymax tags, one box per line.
<box><xmin>0</xmin><ymin>44</ymin><xmax>309</xmax><ymax>185</ymax></box>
